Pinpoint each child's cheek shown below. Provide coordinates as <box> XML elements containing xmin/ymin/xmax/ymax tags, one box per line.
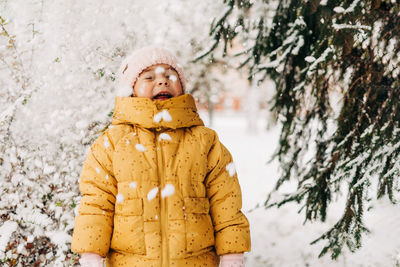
<box><xmin>138</xmin><ymin>84</ymin><xmax>146</xmax><ymax>96</ymax></box>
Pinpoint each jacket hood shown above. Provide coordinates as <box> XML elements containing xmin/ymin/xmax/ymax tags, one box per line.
<box><xmin>111</xmin><ymin>94</ymin><xmax>204</xmax><ymax>129</ymax></box>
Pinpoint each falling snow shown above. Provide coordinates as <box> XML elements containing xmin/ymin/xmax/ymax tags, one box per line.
<box><xmin>135</xmin><ymin>143</ymin><xmax>146</xmax><ymax>152</ymax></box>
<box><xmin>169</xmin><ymin>74</ymin><xmax>177</xmax><ymax>82</ymax></box>
<box><xmin>104</xmin><ymin>136</ymin><xmax>110</xmax><ymax>148</ymax></box>
<box><xmin>226</xmin><ymin>162</ymin><xmax>236</xmax><ymax>177</ymax></box>
<box><xmin>154</xmin><ymin>109</ymin><xmax>172</xmax><ymax>123</ymax></box>
<box><xmin>155</xmin><ymin>66</ymin><xmax>165</xmax><ymax>74</ymax></box>
<box><xmin>129</xmin><ymin>182</ymin><xmax>137</xmax><ymax>188</ymax></box>
<box><xmin>147</xmin><ymin>187</ymin><xmax>159</xmax><ymax>201</ymax></box>
<box><xmin>161</xmin><ymin>184</ymin><xmax>175</xmax><ymax>198</ymax></box>
<box><xmin>116</xmin><ymin>193</ymin><xmax>124</xmax><ymax>203</ymax></box>
<box><xmin>1</xmin><ymin>1</ymin><xmax>398</xmax><ymax>266</ymax></box>
<box><xmin>95</xmin><ymin>167</ymin><xmax>101</xmax><ymax>174</ymax></box>
<box><xmin>158</xmin><ymin>133</ymin><xmax>172</xmax><ymax>141</ymax></box>
<box><xmin>105</xmin><ymin>174</ymin><xmax>109</xmax><ymax>180</ymax></box>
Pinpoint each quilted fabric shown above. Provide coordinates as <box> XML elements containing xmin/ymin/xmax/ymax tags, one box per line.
<box><xmin>71</xmin><ymin>94</ymin><xmax>251</xmax><ymax>266</ymax></box>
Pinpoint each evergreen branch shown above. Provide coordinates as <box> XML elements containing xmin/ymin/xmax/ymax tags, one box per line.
<box><xmin>209</xmin><ymin>0</ymin><xmax>400</xmax><ymax>259</ymax></box>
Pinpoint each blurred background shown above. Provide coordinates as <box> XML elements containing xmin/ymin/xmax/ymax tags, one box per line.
<box><xmin>1</xmin><ymin>0</ymin><xmax>399</xmax><ymax>266</ymax></box>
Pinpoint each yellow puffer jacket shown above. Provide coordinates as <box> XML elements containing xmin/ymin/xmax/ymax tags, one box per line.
<box><xmin>71</xmin><ymin>94</ymin><xmax>251</xmax><ymax>267</ymax></box>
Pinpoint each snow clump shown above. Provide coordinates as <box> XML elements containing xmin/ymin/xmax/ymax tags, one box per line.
<box><xmin>226</xmin><ymin>162</ymin><xmax>236</xmax><ymax>177</ymax></box>
<box><xmin>161</xmin><ymin>184</ymin><xmax>175</xmax><ymax>198</ymax></box>
<box><xmin>135</xmin><ymin>143</ymin><xmax>146</xmax><ymax>152</ymax></box>
<box><xmin>104</xmin><ymin>136</ymin><xmax>110</xmax><ymax>148</ymax></box>
<box><xmin>159</xmin><ymin>133</ymin><xmax>172</xmax><ymax>141</ymax></box>
<box><xmin>169</xmin><ymin>74</ymin><xmax>177</xmax><ymax>82</ymax></box>
<box><xmin>154</xmin><ymin>109</ymin><xmax>172</xmax><ymax>123</ymax></box>
<box><xmin>116</xmin><ymin>193</ymin><xmax>124</xmax><ymax>203</ymax></box>
<box><xmin>147</xmin><ymin>187</ymin><xmax>159</xmax><ymax>201</ymax></box>
<box><xmin>0</xmin><ymin>221</ymin><xmax>18</xmax><ymax>252</ymax></box>
<box><xmin>155</xmin><ymin>66</ymin><xmax>165</xmax><ymax>74</ymax></box>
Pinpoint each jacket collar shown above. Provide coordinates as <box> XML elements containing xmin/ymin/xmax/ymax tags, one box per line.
<box><xmin>111</xmin><ymin>94</ymin><xmax>204</xmax><ymax>129</ymax></box>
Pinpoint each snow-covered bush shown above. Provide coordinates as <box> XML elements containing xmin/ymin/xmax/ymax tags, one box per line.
<box><xmin>0</xmin><ymin>0</ymin><xmax>225</xmax><ymax>265</ymax></box>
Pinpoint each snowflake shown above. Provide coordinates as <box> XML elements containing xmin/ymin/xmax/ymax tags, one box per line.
<box><xmin>161</xmin><ymin>184</ymin><xmax>175</xmax><ymax>198</ymax></box>
<box><xmin>136</xmin><ymin>143</ymin><xmax>146</xmax><ymax>152</ymax></box>
<box><xmin>104</xmin><ymin>137</ymin><xmax>110</xmax><ymax>148</ymax></box>
<box><xmin>116</xmin><ymin>193</ymin><xmax>124</xmax><ymax>203</ymax></box>
<box><xmin>95</xmin><ymin>168</ymin><xmax>101</xmax><ymax>174</ymax></box>
<box><xmin>155</xmin><ymin>66</ymin><xmax>165</xmax><ymax>74</ymax></box>
<box><xmin>154</xmin><ymin>109</ymin><xmax>172</xmax><ymax>123</ymax></box>
<box><xmin>147</xmin><ymin>187</ymin><xmax>159</xmax><ymax>201</ymax></box>
<box><xmin>169</xmin><ymin>74</ymin><xmax>177</xmax><ymax>82</ymax></box>
<box><xmin>129</xmin><ymin>182</ymin><xmax>137</xmax><ymax>188</ymax></box>
<box><xmin>158</xmin><ymin>133</ymin><xmax>172</xmax><ymax>141</ymax></box>
<box><xmin>226</xmin><ymin>162</ymin><xmax>236</xmax><ymax>177</ymax></box>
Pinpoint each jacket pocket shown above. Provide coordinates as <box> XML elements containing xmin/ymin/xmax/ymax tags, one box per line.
<box><xmin>184</xmin><ymin>197</ymin><xmax>215</xmax><ymax>254</ymax></box>
<box><xmin>111</xmin><ymin>198</ymin><xmax>146</xmax><ymax>255</ymax></box>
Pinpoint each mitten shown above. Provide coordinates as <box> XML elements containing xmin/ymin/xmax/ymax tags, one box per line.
<box><xmin>220</xmin><ymin>253</ymin><xmax>245</xmax><ymax>267</ymax></box>
<box><xmin>79</xmin><ymin>252</ymin><xmax>105</xmax><ymax>267</ymax></box>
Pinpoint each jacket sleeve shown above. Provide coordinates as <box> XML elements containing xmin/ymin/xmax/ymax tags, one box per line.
<box><xmin>71</xmin><ymin>130</ymin><xmax>117</xmax><ymax>257</ymax></box>
<box><xmin>205</xmin><ymin>131</ymin><xmax>251</xmax><ymax>256</ymax></box>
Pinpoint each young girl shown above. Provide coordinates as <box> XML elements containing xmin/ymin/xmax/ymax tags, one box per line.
<box><xmin>71</xmin><ymin>46</ymin><xmax>251</xmax><ymax>267</ymax></box>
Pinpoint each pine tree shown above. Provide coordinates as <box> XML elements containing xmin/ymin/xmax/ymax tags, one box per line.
<box><xmin>197</xmin><ymin>0</ymin><xmax>400</xmax><ymax>259</ymax></box>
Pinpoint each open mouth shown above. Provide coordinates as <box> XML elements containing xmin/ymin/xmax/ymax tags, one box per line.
<box><xmin>153</xmin><ymin>92</ymin><xmax>173</xmax><ymax>100</ymax></box>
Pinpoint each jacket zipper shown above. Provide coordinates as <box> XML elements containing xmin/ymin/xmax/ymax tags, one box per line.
<box><xmin>155</xmin><ymin>131</ymin><xmax>169</xmax><ymax>267</ymax></box>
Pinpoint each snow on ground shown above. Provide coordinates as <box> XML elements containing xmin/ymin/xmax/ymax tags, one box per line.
<box><xmin>201</xmin><ymin>110</ymin><xmax>400</xmax><ymax>267</ymax></box>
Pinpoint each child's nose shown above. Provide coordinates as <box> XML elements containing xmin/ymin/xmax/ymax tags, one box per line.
<box><xmin>158</xmin><ymin>81</ymin><xmax>168</xmax><ymax>85</ymax></box>
<box><xmin>157</xmin><ymin>78</ymin><xmax>169</xmax><ymax>86</ymax></box>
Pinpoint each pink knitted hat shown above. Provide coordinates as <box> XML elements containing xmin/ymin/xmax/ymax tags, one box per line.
<box><xmin>116</xmin><ymin>46</ymin><xmax>186</xmax><ymax>97</ymax></box>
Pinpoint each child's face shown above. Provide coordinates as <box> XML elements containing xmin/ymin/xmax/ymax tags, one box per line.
<box><xmin>133</xmin><ymin>64</ymin><xmax>183</xmax><ymax>100</ymax></box>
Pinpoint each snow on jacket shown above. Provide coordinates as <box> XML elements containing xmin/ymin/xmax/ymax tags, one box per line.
<box><xmin>71</xmin><ymin>94</ymin><xmax>251</xmax><ymax>267</ymax></box>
